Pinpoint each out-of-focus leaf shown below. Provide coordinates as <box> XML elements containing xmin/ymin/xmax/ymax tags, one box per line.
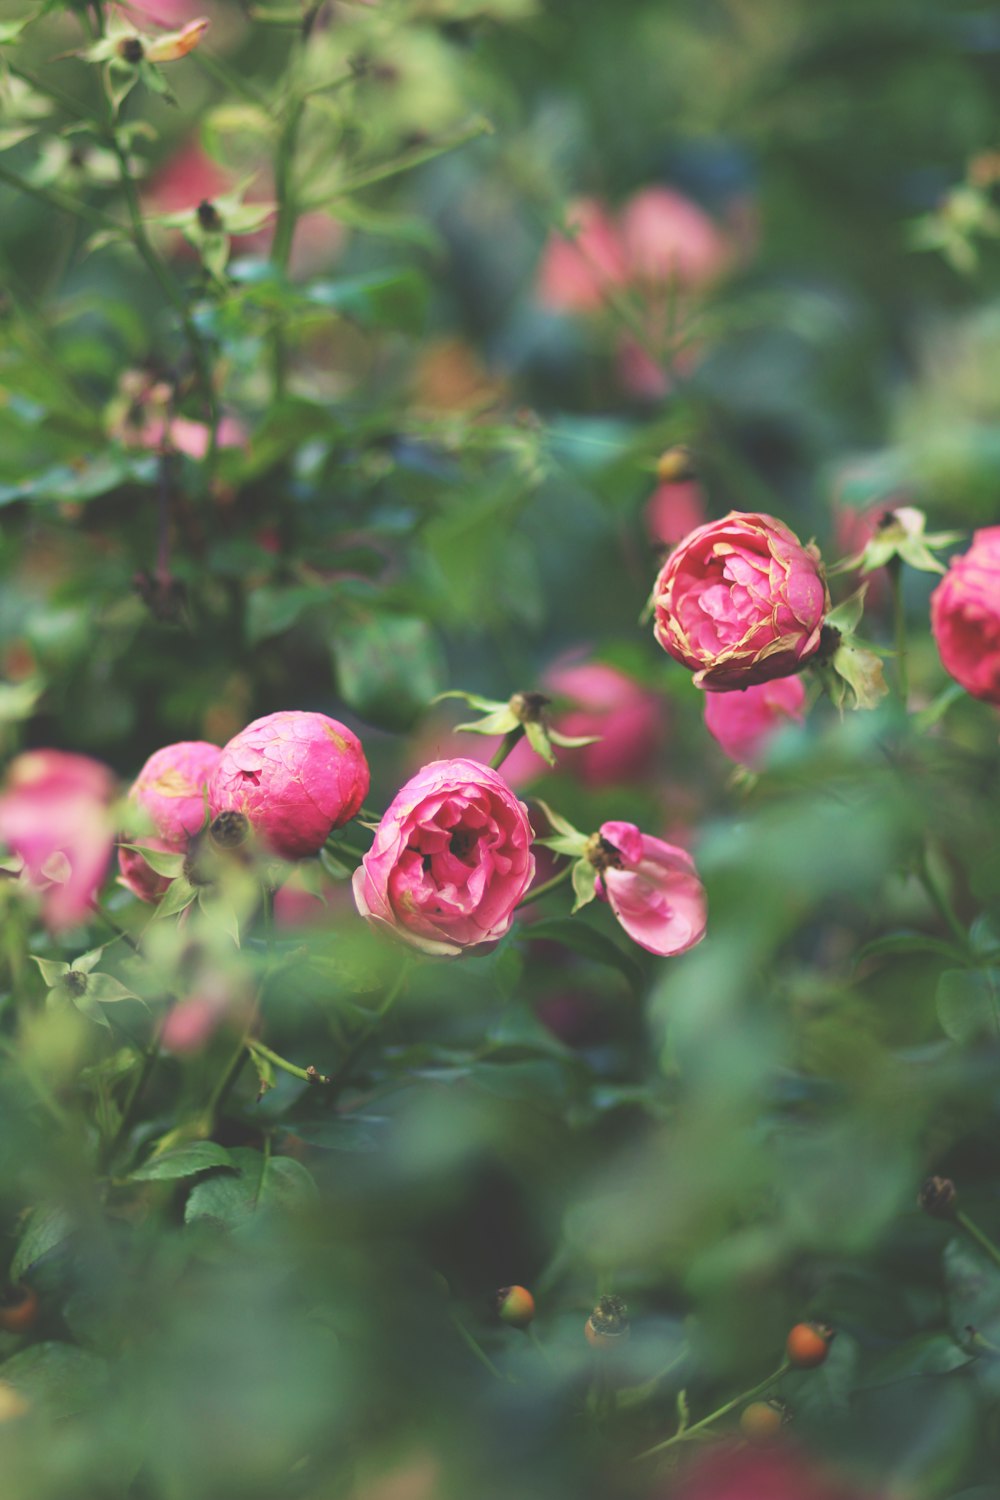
<box><xmin>0</xmin><ymin>451</ymin><xmax>155</xmax><ymax>507</ymax></box>
<box><xmin>860</xmin><ymin>1332</ymin><xmax>973</xmax><ymax>1387</ymax></box>
<box><xmin>936</xmin><ymin>969</ymin><xmax>1000</xmax><ymax>1044</ymax></box>
<box><xmin>0</xmin><ymin>1342</ymin><xmax>108</xmax><ymax>1418</ymax></box>
<box><xmin>246</xmin><ymin>584</ymin><xmax>332</xmax><ymax>646</ymax></box>
<box><xmin>130</xmin><ymin>1142</ymin><xmax>235</xmax><ymax>1181</ymax></box>
<box><xmin>331</xmin><ymin>613</ymin><xmax>444</xmax><ymax>731</ymax></box>
<box><xmin>184</xmin><ymin>1146</ymin><xmax>317</xmax><ymax>1229</ymax></box>
<box><xmin>11</xmin><ymin>1206</ymin><xmax>75</xmax><ymax>1283</ymax></box>
<box><xmin>305</xmin><ymin>269</ymin><xmax>428</xmax><ymax>334</ymax></box>
<box><xmin>522</xmin><ymin>917</ymin><xmax>640</xmax><ymax>989</ymax></box>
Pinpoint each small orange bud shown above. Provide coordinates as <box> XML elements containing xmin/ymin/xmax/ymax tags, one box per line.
<box><xmin>0</xmin><ymin>1284</ymin><xmax>37</xmax><ymax>1335</ymax></box>
<box><xmin>656</xmin><ymin>445</ymin><xmax>696</xmax><ymax>484</ymax></box>
<box><xmin>584</xmin><ymin>1294</ymin><xmax>629</xmax><ymax>1350</ymax></box>
<box><xmin>785</xmin><ymin>1321</ymin><xmax>834</xmax><ymax>1369</ymax></box>
<box><xmin>496</xmin><ymin>1285</ymin><xmax>535</xmax><ymax>1329</ymax></box>
<box><xmin>146</xmin><ymin>17</ymin><xmax>209</xmax><ymax>61</ymax></box>
<box><xmin>740</xmin><ymin>1399</ymin><xmax>788</xmax><ymax>1442</ymax></box>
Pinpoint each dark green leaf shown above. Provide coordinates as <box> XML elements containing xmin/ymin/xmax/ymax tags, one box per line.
<box><xmin>130</xmin><ymin>1142</ymin><xmax>235</xmax><ymax>1182</ymax></box>
<box><xmin>332</xmin><ymin>613</ymin><xmax>444</xmax><ymax>731</ymax></box>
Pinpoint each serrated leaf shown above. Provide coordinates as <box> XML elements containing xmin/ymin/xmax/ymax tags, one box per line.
<box><xmin>184</xmin><ymin>1146</ymin><xmax>317</xmax><ymax>1229</ymax></box>
<box><xmin>0</xmin><ymin>1342</ymin><xmax>108</xmax><ymax>1418</ymax></box>
<box><xmin>130</xmin><ymin>1141</ymin><xmax>235</xmax><ymax>1181</ymax></box>
<box><xmin>11</xmin><ymin>1206</ymin><xmax>75</xmax><ymax>1282</ymax></box>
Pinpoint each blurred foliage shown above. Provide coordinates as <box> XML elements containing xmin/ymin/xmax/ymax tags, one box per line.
<box><xmin>1</xmin><ymin>0</ymin><xmax>1000</xmax><ymax>1497</ymax></box>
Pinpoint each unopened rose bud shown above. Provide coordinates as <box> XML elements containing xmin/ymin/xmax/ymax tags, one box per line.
<box><xmin>496</xmin><ymin>1285</ymin><xmax>535</xmax><ymax>1328</ymax></box>
<box><xmin>585</xmin><ymin>1294</ymin><xmax>630</xmax><ymax>1349</ymax></box>
<box><xmin>919</xmin><ymin>1175</ymin><xmax>957</xmax><ymax>1219</ymax></box>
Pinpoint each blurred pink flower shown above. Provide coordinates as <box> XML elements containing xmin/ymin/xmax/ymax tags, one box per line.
<box><xmin>542</xmin><ymin>660</ymin><xmax>664</xmax><ymax>786</ymax></box>
<box><xmin>0</xmin><ymin>751</ymin><xmax>115</xmax><ymax>929</ymax></box>
<box><xmin>592</xmin><ymin>819</ymin><xmax>706</xmax><ymax>957</ymax></box>
<box><xmin>645</xmin><ymin>480</ymin><xmax>708</xmax><ymax>548</ymax></box>
<box><xmin>931</xmin><ymin>525</ymin><xmax>1000</xmax><ymax>704</ymax></box>
<box><xmin>536</xmin><ymin>197</ymin><xmax>629</xmax><ymax>314</ymax></box>
<box><xmin>118</xmin><ymin>740</ymin><xmax>221</xmax><ymax>902</ymax></box>
<box><xmin>620</xmin><ymin>185</ymin><xmax>730</xmax><ymax>289</ymax></box>
<box><xmin>703</xmin><ymin>676</ymin><xmax>806</xmax><ymax>768</ymax></box>
<box><xmin>672</xmin><ymin>1441</ymin><xmax>878</xmax><ymax>1500</ymax></box>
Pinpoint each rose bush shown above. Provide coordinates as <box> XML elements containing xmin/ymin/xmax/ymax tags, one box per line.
<box><xmin>352</xmin><ymin>758</ymin><xmax>535</xmax><ymax>955</ymax></box>
<box><xmin>653</xmin><ymin>512</ymin><xmax>829</xmax><ymax>689</ymax></box>
<box><xmin>930</xmin><ymin>525</ymin><xmax>1000</xmax><ymax>704</ymax></box>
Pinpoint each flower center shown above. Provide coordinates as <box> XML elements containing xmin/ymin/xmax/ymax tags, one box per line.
<box><xmin>450</xmin><ymin>828</ymin><xmax>478</xmax><ymax>862</ymax></box>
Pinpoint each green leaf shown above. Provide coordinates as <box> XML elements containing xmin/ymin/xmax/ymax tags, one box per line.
<box><xmin>0</xmin><ymin>1343</ymin><xmax>108</xmax><ymax>1419</ymax></box>
<box><xmin>523</xmin><ymin>719</ymin><xmax>556</xmax><ymax>768</ymax></box>
<box><xmin>117</xmin><ymin>844</ymin><xmax>185</xmax><ymax>879</ymax></box>
<box><xmin>855</xmin><ymin>931</ymin><xmax>969</xmax><ymax>965</ymax></box>
<box><xmin>860</xmin><ymin>1332</ymin><xmax>972</xmax><ymax>1388</ymax></box>
<box><xmin>521</xmin><ymin>917</ymin><xmax>640</xmax><ymax>989</ymax></box>
<box><xmin>454</xmin><ymin>708</ymin><xmax>520</xmax><ymax>736</ymax></box>
<box><xmin>184</xmin><ymin>1146</ymin><xmax>317</xmax><ymax>1230</ymax></box>
<box><xmin>11</xmin><ymin>1206</ymin><xmax>75</xmax><ymax>1283</ymax></box>
<box><xmin>937</xmin><ymin>969</ymin><xmax>1000</xmax><ymax>1044</ymax></box>
<box><xmin>85</xmin><ymin>973</ymin><xmax>141</xmax><ymax>1004</ymax></box>
<box><xmin>246</xmin><ymin>584</ymin><xmax>332</xmax><ymax>646</ymax></box>
<box><xmin>0</xmin><ymin>451</ymin><xmax>155</xmax><ymax>508</ymax></box>
<box><xmin>29</xmin><ymin>955</ymin><xmax>69</xmax><ymax>987</ymax></box>
<box><xmin>153</xmin><ymin>875</ymin><xmax>197</xmax><ymax>920</ymax></box>
<box><xmin>130</xmin><ymin>1141</ymin><xmax>235</xmax><ymax>1181</ymax></box>
<box><xmin>530</xmin><ymin>799</ymin><xmax>586</xmax><ymax>846</ymax></box>
<box><xmin>305</xmin><ymin>269</ymin><xmax>428</xmax><ymax>335</ymax></box>
<box><xmin>72</xmin><ymin>946</ymin><xmax>107</xmax><ymax>974</ymax></box>
<box><xmin>332</xmin><ymin>613</ymin><xmax>445</xmax><ymax>732</ymax></box>
<box><xmin>571</xmin><ymin>858</ymin><xmax>598</xmax><ymax>913</ymax></box>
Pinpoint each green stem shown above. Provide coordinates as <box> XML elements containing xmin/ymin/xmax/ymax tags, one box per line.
<box><xmin>888</xmin><ymin>557</ymin><xmax>908</xmax><ymax>707</ymax></box>
<box><xmin>528</xmin><ymin>1325</ymin><xmax>555</xmax><ymax>1369</ymax></box>
<box><xmin>489</xmin><ymin>727</ymin><xmax>525</xmax><ymax>770</ymax></box>
<box><xmin>88</xmin><ymin>899</ymin><xmax>142</xmax><ymax>955</ymax></box>
<box><xmin>302</xmin><ymin>116</ymin><xmax>494</xmax><ymax>211</ymax></box>
<box><xmin>958</xmin><ymin>1211</ymin><xmax>1000</xmax><ymax>1273</ymax></box>
<box><xmin>206</xmin><ymin>1035</ymin><xmax>250</xmax><ymax>1122</ymax></box>
<box><xmin>0</xmin><ymin>159</ymin><xmax>121</xmax><ymax>235</ymax></box>
<box><xmin>451</xmin><ymin>1314</ymin><xmax>512</xmax><ymax>1383</ymax></box>
<box><xmin>106</xmin><ymin>1030</ymin><xmax>160</xmax><ymax>1166</ymax></box>
<box><xmin>634</xmin><ymin>1362</ymin><xmax>790</xmax><ymax>1461</ymax></box>
<box><xmin>517</xmin><ymin>861</ymin><xmax>573</xmax><ymax>908</ymax></box>
<box><xmin>330</xmin><ymin>964</ymin><xmax>409</xmax><ymax>1088</ymax></box>
<box><xmin>246</xmin><ymin>1037</ymin><xmax>327</xmax><ymax>1085</ymax></box>
<box><xmin>916</xmin><ymin>850</ymin><xmax>969</xmax><ymax>953</ymax></box>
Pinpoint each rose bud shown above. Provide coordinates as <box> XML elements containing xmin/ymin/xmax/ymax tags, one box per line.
<box><xmin>118</xmin><ymin>740</ymin><xmax>221</xmax><ymax>901</ymax></box>
<box><xmin>209</xmin><ymin>711</ymin><xmax>369</xmax><ymax>860</ymax></box>
<box><xmin>703</xmin><ymin>676</ymin><xmax>807</xmax><ymax>769</ymax></box>
<box><xmin>786</xmin><ymin>1321</ymin><xmax>834</xmax><ymax>1368</ymax></box>
<box><xmin>0</xmin><ymin>751</ymin><xmax>115</xmax><ymax>929</ymax></box>
<box><xmin>653</xmin><ymin>512</ymin><xmax>828</xmax><ymax>690</ymax></box>
<box><xmin>352</xmin><ymin>758</ymin><xmax>535</xmax><ymax>956</ymax></box>
<box><xmin>536</xmin><ymin>197</ymin><xmax>629</xmax><ymax>314</ymax></box>
<box><xmin>496</xmin><ymin>1286</ymin><xmax>535</xmax><ymax>1328</ymax></box>
<box><xmin>930</xmin><ymin>526</ymin><xmax>1000</xmax><ymax>704</ymax></box>
<box><xmin>740</xmin><ymin>1399</ymin><xmax>789</xmax><ymax>1443</ymax></box>
<box><xmin>587</xmin><ymin>820</ymin><xmax>706</xmax><ymax>957</ymax></box>
<box><xmin>619</xmin><ymin>186</ymin><xmax>730</xmax><ymax>290</ymax></box>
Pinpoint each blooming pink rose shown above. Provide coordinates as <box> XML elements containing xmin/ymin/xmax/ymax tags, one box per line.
<box><xmin>703</xmin><ymin>676</ymin><xmax>806</xmax><ymax>768</ymax></box>
<box><xmin>353</xmin><ymin>758</ymin><xmax>535</xmax><ymax>956</ymax></box>
<box><xmin>209</xmin><ymin>711</ymin><xmax>369</xmax><ymax>860</ymax></box>
<box><xmin>536</xmin><ymin>198</ymin><xmax>629</xmax><ymax>314</ymax></box>
<box><xmin>645</xmin><ymin>480</ymin><xmax>708</xmax><ymax>547</ymax></box>
<box><xmin>653</xmin><ymin>512</ymin><xmax>828</xmax><ymax>689</ymax></box>
<box><xmin>930</xmin><ymin>526</ymin><xmax>1000</xmax><ymax>704</ymax></box>
<box><xmin>620</xmin><ymin>186</ymin><xmax>729</xmax><ymax>289</ymax></box>
<box><xmin>118</xmin><ymin>740</ymin><xmax>221</xmax><ymax>901</ymax></box>
<box><xmin>591</xmin><ymin>820</ymin><xmax>706</xmax><ymax>957</ymax></box>
<box><xmin>0</xmin><ymin>751</ymin><xmax>115</xmax><ymax>929</ymax></box>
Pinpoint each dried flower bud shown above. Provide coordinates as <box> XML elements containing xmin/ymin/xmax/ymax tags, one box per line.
<box><xmin>585</xmin><ymin>1294</ymin><xmax>630</xmax><ymax>1349</ymax></box>
<box><xmin>919</xmin><ymin>1175</ymin><xmax>957</xmax><ymax>1219</ymax></box>
<box><xmin>117</xmin><ymin>35</ymin><xmax>145</xmax><ymax>62</ymax></box>
<box><xmin>197</xmin><ymin>199</ymin><xmax>223</xmax><ymax>232</ymax></box>
<box><xmin>509</xmin><ymin>691</ymin><xmax>551</xmax><ymax>725</ymax></box>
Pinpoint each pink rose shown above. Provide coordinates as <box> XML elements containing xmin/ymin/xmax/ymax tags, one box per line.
<box><xmin>930</xmin><ymin>526</ymin><xmax>1000</xmax><ymax>704</ymax></box>
<box><xmin>542</xmin><ymin>660</ymin><xmax>664</xmax><ymax>787</ymax></box>
<box><xmin>353</xmin><ymin>758</ymin><xmax>535</xmax><ymax>956</ymax></box>
<box><xmin>209</xmin><ymin>711</ymin><xmax>369</xmax><ymax>860</ymax></box>
<box><xmin>536</xmin><ymin>198</ymin><xmax>629</xmax><ymax>314</ymax></box>
<box><xmin>620</xmin><ymin>186</ymin><xmax>729</xmax><ymax>289</ymax></box>
<box><xmin>653</xmin><ymin>511</ymin><xmax>828</xmax><ymax>689</ymax></box>
<box><xmin>591</xmin><ymin>820</ymin><xmax>706</xmax><ymax>957</ymax></box>
<box><xmin>672</xmin><ymin>1443</ymin><xmax>878</xmax><ymax>1500</ymax></box>
<box><xmin>703</xmin><ymin>676</ymin><xmax>806</xmax><ymax>768</ymax></box>
<box><xmin>0</xmin><ymin>751</ymin><xmax>115</xmax><ymax>929</ymax></box>
<box><xmin>118</xmin><ymin>739</ymin><xmax>222</xmax><ymax>901</ymax></box>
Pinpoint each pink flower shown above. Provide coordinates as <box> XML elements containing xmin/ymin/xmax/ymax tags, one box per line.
<box><xmin>542</xmin><ymin>660</ymin><xmax>664</xmax><ymax>787</ymax></box>
<box><xmin>209</xmin><ymin>711</ymin><xmax>369</xmax><ymax>860</ymax></box>
<box><xmin>118</xmin><ymin>740</ymin><xmax>222</xmax><ymax>902</ymax></box>
<box><xmin>703</xmin><ymin>676</ymin><xmax>807</xmax><ymax>768</ymax></box>
<box><xmin>353</xmin><ymin>759</ymin><xmax>535</xmax><ymax>956</ymax></box>
<box><xmin>591</xmin><ymin>820</ymin><xmax>706</xmax><ymax>957</ymax></box>
<box><xmin>672</xmin><ymin>1442</ymin><xmax>878</xmax><ymax>1500</ymax></box>
<box><xmin>620</xmin><ymin>186</ymin><xmax>730</xmax><ymax>289</ymax></box>
<box><xmin>536</xmin><ymin>198</ymin><xmax>629</xmax><ymax>314</ymax></box>
<box><xmin>645</xmin><ymin>480</ymin><xmax>708</xmax><ymax>547</ymax></box>
<box><xmin>0</xmin><ymin>751</ymin><xmax>115</xmax><ymax>929</ymax></box>
<box><xmin>930</xmin><ymin>526</ymin><xmax>1000</xmax><ymax>704</ymax></box>
<box><xmin>653</xmin><ymin>512</ymin><xmax>828</xmax><ymax>690</ymax></box>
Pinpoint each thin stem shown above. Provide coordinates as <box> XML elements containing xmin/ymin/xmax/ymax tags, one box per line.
<box><xmin>489</xmin><ymin>727</ymin><xmax>525</xmax><ymax>770</ymax></box>
<box><xmin>246</xmin><ymin>1037</ymin><xmax>327</xmax><ymax>1085</ymax></box>
<box><xmin>88</xmin><ymin>899</ymin><xmax>142</xmax><ymax>954</ymax></box>
<box><xmin>451</xmin><ymin>1313</ymin><xmax>512</xmax><ymax>1383</ymax></box>
<box><xmin>330</xmin><ymin>964</ymin><xmax>409</xmax><ymax>1089</ymax></box>
<box><xmin>206</xmin><ymin>1035</ymin><xmax>250</xmax><ymax>1122</ymax></box>
<box><xmin>916</xmin><ymin>850</ymin><xmax>969</xmax><ymax>953</ymax></box>
<box><xmin>517</xmin><ymin>861</ymin><xmax>573</xmax><ymax>908</ymax></box>
<box><xmin>528</xmin><ymin>1325</ymin><xmax>555</xmax><ymax>1369</ymax></box>
<box><xmin>888</xmin><ymin>557</ymin><xmax>908</xmax><ymax>707</ymax></box>
<box><xmin>958</xmin><ymin>1211</ymin><xmax>1000</xmax><ymax>1273</ymax></box>
<box><xmin>302</xmin><ymin>116</ymin><xmax>494</xmax><ymax>210</ymax></box>
<box><xmin>106</xmin><ymin>1029</ymin><xmax>161</xmax><ymax>1166</ymax></box>
<box><xmin>634</xmin><ymin>1362</ymin><xmax>790</xmax><ymax>1461</ymax></box>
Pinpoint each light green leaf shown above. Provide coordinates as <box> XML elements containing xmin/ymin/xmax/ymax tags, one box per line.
<box><xmin>130</xmin><ymin>1142</ymin><xmax>235</xmax><ymax>1181</ymax></box>
<box><xmin>29</xmin><ymin>955</ymin><xmax>69</xmax><ymax>987</ymax></box>
<box><xmin>84</xmin><ymin>974</ymin><xmax>142</xmax><ymax>1004</ymax></box>
<box><xmin>571</xmin><ymin>858</ymin><xmax>598</xmax><ymax>913</ymax></box>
